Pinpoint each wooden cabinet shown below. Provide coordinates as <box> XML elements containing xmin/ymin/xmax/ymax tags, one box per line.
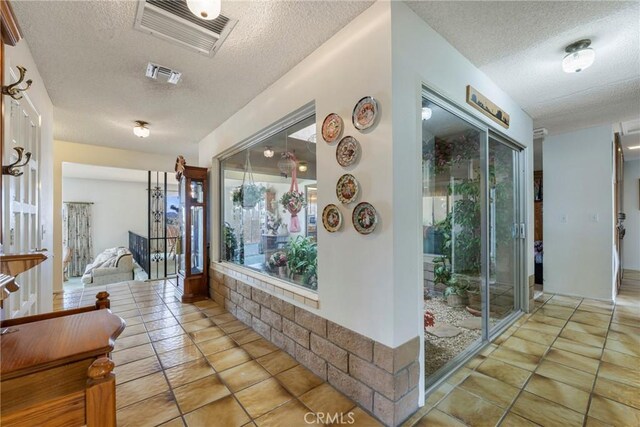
<box><xmin>1</xmin><ymin>294</ymin><xmax>124</xmax><ymax>427</ymax></box>
<box><xmin>176</xmin><ymin>162</ymin><xmax>208</xmax><ymax>302</ymax></box>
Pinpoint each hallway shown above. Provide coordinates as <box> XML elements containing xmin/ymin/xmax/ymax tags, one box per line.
<box><xmin>54</xmin><ymin>275</ymin><xmax>639</xmax><ymax>427</ymax></box>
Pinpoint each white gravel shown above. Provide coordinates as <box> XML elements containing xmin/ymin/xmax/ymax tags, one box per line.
<box><xmin>424</xmin><ymin>297</ymin><xmax>482</xmax><ymax>379</ymax></box>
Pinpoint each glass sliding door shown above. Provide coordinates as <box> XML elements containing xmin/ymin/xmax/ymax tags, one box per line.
<box><xmin>422</xmin><ymin>97</ymin><xmax>487</xmax><ymax>386</ymax></box>
<box><xmin>422</xmin><ymin>90</ymin><xmax>525</xmax><ymax>390</ymax></box>
<box><xmin>488</xmin><ymin>135</ymin><xmax>523</xmax><ymax>331</ymax></box>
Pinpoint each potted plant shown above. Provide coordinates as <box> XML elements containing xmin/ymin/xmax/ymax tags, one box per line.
<box><xmin>285</xmin><ymin>235</ymin><xmax>317</xmax><ymax>288</ymax></box>
<box><xmin>233</xmin><ymin>184</ymin><xmax>264</xmax><ymax>209</ymax></box>
<box><xmin>268</xmin><ymin>251</ymin><xmax>288</xmax><ymax>277</ymax></box>
<box><xmin>444</xmin><ymin>276</ymin><xmax>469</xmax><ymax>307</ymax></box>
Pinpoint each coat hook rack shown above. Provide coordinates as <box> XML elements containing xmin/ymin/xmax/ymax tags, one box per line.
<box><xmin>2</xmin><ymin>66</ymin><xmax>33</xmax><ymax>100</ymax></box>
<box><xmin>2</xmin><ymin>147</ymin><xmax>32</xmax><ymax>176</ymax></box>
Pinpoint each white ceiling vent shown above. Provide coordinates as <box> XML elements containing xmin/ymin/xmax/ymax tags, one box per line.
<box><xmin>134</xmin><ymin>0</ymin><xmax>237</xmax><ymax>57</ymax></box>
<box><xmin>146</xmin><ymin>62</ymin><xmax>182</xmax><ymax>84</ymax></box>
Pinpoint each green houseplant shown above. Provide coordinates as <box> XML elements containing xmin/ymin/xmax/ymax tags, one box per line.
<box><xmin>285</xmin><ymin>235</ymin><xmax>317</xmax><ymax>289</ymax></box>
<box><xmin>223</xmin><ymin>222</ymin><xmax>237</xmax><ymax>261</ymax></box>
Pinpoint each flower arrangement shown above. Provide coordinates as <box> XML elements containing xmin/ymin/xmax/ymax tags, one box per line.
<box><xmin>268</xmin><ymin>251</ymin><xmax>287</xmax><ymax>268</ymax></box>
<box><xmin>424</xmin><ymin>311</ymin><xmax>435</xmax><ymax>328</ymax></box>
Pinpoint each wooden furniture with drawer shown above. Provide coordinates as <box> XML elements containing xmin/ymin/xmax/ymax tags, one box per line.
<box><xmin>0</xmin><ymin>293</ymin><xmax>125</xmax><ymax>427</ymax></box>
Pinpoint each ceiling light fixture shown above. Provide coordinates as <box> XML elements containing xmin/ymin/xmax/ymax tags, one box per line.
<box><xmin>422</xmin><ymin>107</ymin><xmax>432</xmax><ymax>121</ymax></box>
<box><xmin>298</xmin><ymin>161</ymin><xmax>308</xmax><ymax>172</ymax></box>
<box><xmin>628</xmin><ymin>145</ymin><xmax>640</xmax><ymax>150</ymax></box>
<box><xmin>263</xmin><ymin>147</ymin><xmax>274</xmax><ymax>158</ymax></box>
<box><xmin>562</xmin><ymin>39</ymin><xmax>595</xmax><ymax>73</ymax></box>
<box><xmin>186</xmin><ymin>0</ymin><xmax>221</xmax><ymax>20</ymax></box>
<box><xmin>133</xmin><ymin>120</ymin><xmax>150</xmax><ymax>138</ymax></box>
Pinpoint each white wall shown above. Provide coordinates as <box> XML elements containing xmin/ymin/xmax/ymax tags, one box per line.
<box><xmin>200</xmin><ymin>1</ymin><xmax>396</xmax><ymax>346</ymax></box>
<box><xmin>543</xmin><ymin>125</ymin><xmax>615</xmax><ymax>301</ymax></box>
<box><xmin>4</xmin><ymin>39</ymin><xmax>54</xmax><ymax>312</ymax></box>
<box><xmin>62</xmin><ymin>177</ymin><xmax>148</xmax><ymax>259</ymax></box>
<box><xmin>390</xmin><ymin>2</ymin><xmax>534</xmax><ymax>399</ymax></box>
<box><xmin>623</xmin><ymin>159</ymin><xmax>640</xmax><ymax>271</ymax></box>
<box><xmin>53</xmin><ymin>141</ymin><xmax>183</xmax><ymax>292</ymax></box>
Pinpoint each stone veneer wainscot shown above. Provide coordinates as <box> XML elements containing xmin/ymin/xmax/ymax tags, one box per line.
<box><xmin>210</xmin><ymin>263</ymin><xmax>420</xmax><ymax>426</ymax></box>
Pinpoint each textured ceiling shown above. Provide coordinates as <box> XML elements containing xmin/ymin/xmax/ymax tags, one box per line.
<box><xmin>14</xmin><ymin>1</ymin><xmax>640</xmax><ymax>159</ymax></box>
<box><xmin>13</xmin><ymin>0</ymin><xmax>373</xmax><ymax>158</ymax></box>
<box><xmin>406</xmin><ymin>1</ymin><xmax>640</xmax><ymax>136</ymax></box>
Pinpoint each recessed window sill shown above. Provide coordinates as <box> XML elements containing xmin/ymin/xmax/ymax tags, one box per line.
<box><xmin>212</xmin><ymin>261</ymin><xmax>319</xmax><ymax>309</ymax></box>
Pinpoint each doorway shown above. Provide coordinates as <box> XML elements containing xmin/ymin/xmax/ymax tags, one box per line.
<box><xmin>421</xmin><ymin>90</ymin><xmax>525</xmax><ymax>389</ymax></box>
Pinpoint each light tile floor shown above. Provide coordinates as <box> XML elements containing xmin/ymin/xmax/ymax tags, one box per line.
<box><xmin>54</xmin><ymin>280</ymin><xmax>381</xmax><ymax>427</ymax></box>
<box><xmin>404</xmin><ymin>274</ymin><xmax>640</xmax><ymax>427</ymax></box>
<box><xmin>53</xmin><ymin>276</ymin><xmax>640</xmax><ymax>427</ymax></box>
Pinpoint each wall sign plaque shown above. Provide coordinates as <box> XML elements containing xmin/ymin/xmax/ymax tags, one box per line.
<box><xmin>466</xmin><ymin>85</ymin><xmax>510</xmax><ymax>129</ymax></box>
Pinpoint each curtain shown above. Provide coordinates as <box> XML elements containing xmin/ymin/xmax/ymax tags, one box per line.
<box><xmin>63</xmin><ymin>203</ymin><xmax>94</xmax><ymax>277</ymax></box>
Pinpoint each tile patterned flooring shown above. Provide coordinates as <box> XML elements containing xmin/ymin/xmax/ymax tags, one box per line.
<box><xmin>54</xmin><ymin>275</ymin><xmax>640</xmax><ymax>427</ymax></box>
<box><xmin>54</xmin><ymin>280</ymin><xmax>380</xmax><ymax>427</ymax></box>
<box><xmin>405</xmin><ymin>274</ymin><xmax>640</xmax><ymax>427</ymax></box>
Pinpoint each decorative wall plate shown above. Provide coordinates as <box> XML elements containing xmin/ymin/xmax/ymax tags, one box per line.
<box><xmin>352</xmin><ymin>96</ymin><xmax>378</xmax><ymax>131</ymax></box>
<box><xmin>352</xmin><ymin>202</ymin><xmax>378</xmax><ymax>234</ymax></box>
<box><xmin>336</xmin><ymin>136</ymin><xmax>360</xmax><ymax>167</ymax></box>
<box><xmin>322</xmin><ymin>204</ymin><xmax>343</xmax><ymax>232</ymax></box>
<box><xmin>336</xmin><ymin>174</ymin><xmax>359</xmax><ymax>204</ymax></box>
<box><xmin>322</xmin><ymin>113</ymin><xmax>343</xmax><ymax>143</ymax></box>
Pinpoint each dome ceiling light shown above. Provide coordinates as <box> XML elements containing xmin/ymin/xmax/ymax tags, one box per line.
<box><xmin>186</xmin><ymin>0</ymin><xmax>221</xmax><ymax>20</ymax></box>
<box><xmin>133</xmin><ymin>120</ymin><xmax>150</xmax><ymax>138</ymax></box>
<box><xmin>263</xmin><ymin>147</ymin><xmax>274</xmax><ymax>158</ymax></box>
<box><xmin>562</xmin><ymin>39</ymin><xmax>595</xmax><ymax>73</ymax></box>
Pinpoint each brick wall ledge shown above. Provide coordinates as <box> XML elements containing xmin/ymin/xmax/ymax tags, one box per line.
<box><xmin>210</xmin><ymin>267</ymin><xmax>421</xmax><ymax>426</ymax></box>
<box><xmin>212</xmin><ymin>261</ymin><xmax>319</xmax><ymax>309</ymax></box>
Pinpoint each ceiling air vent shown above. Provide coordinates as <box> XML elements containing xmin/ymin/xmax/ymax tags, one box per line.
<box><xmin>134</xmin><ymin>0</ymin><xmax>237</xmax><ymax>57</ymax></box>
<box><xmin>146</xmin><ymin>62</ymin><xmax>182</xmax><ymax>84</ymax></box>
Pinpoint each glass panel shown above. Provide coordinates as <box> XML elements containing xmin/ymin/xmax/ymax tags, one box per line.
<box><xmin>489</xmin><ymin>137</ymin><xmax>518</xmax><ymax>323</ymax></box>
<box><xmin>179</xmin><ymin>177</ymin><xmax>186</xmax><ymax>276</ymax></box>
<box><xmin>190</xmin><ymin>205</ymin><xmax>204</xmax><ymax>274</ymax></box>
<box><xmin>221</xmin><ymin>114</ymin><xmax>318</xmax><ymax>291</ymax></box>
<box><xmin>190</xmin><ymin>180</ymin><xmax>204</xmax><ymax>204</ymax></box>
<box><xmin>422</xmin><ymin>98</ymin><xmax>485</xmax><ymax>384</ymax></box>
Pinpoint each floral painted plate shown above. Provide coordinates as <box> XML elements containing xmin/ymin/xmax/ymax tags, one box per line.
<box><xmin>322</xmin><ymin>113</ymin><xmax>343</xmax><ymax>143</ymax></box>
<box><xmin>322</xmin><ymin>204</ymin><xmax>343</xmax><ymax>232</ymax></box>
<box><xmin>336</xmin><ymin>174</ymin><xmax>359</xmax><ymax>204</ymax></box>
<box><xmin>352</xmin><ymin>202</ymin><xmax>378</xmax><ymax>234</ymax></box>
<box><xmin>336</xmin><ymin>136</ymin><xmax>360</xmax><ymax>167</ymax></box>
<box><xmin>352</xmin><ymin>96</ymin><xmax>378</xmax><ymax>131</ymax></box>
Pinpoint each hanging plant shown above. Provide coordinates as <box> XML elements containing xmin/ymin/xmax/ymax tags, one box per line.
<box><xmin>233</xmin><ymin>151</ymin><xmax>264</xmax><ymax>209</ymax></box>
<box><xmin>233</xmin><ymin>184</ymin><xmax>264</xmax><ymax>209</ymax></box>
<box><xmin>280</xmin><ymin>190</ymin><xmax>305</xmax><ymax>216</ymax></box>
<box><xmin>279</xmin><ymin>151</ymin><xmax>305</xmax><ymax>232</ymax></box>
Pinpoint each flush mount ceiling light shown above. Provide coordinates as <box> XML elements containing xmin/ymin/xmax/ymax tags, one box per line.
<box><xmin>298</xmin><ymin>161</ymin><xmax>308</xmax><ymax>172</ymax></box>
<box><xmin>186</xmin><ymin>0</ymin><xmax>221</xmax><ymax>20</ymax></box>
<box><xmin>562</xmin><ymin>39</ymin><xmax>595</xmax><ymax>73</ymax></box>
<box><xmin>421</xmin><ymin>107</ymin><xmax>432</xmax><ymax>121</ymax></box>
<box><xmin>133</xmin><ymin>120</ymin><xmax>150</xmax><ymax>138</ymax></box>
<box><xmin>263</xmin><ymin>147</ymin><xmax>274</xmax><ymax>158</ymax></box>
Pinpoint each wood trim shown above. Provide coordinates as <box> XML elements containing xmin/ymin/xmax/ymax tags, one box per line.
<box><xmin>0</xmin><ymin>253</ymin><xmax>48</xmax><ymax>276</ymax></box>
<box><xmin>1</xmin><ymin>0</ymin><xmax>21</xmax><ymax>46</ymax></box>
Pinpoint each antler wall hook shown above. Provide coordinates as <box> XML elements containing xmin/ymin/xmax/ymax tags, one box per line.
<box><xmin>2</xmin><ymin>147</ymin><xmax>32</xmax><ymax>176</ymax></box>
<box><xmin>2</xmin><ymin>66</ymin><xmax>33</xmax><ymax>100</ymax></box>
